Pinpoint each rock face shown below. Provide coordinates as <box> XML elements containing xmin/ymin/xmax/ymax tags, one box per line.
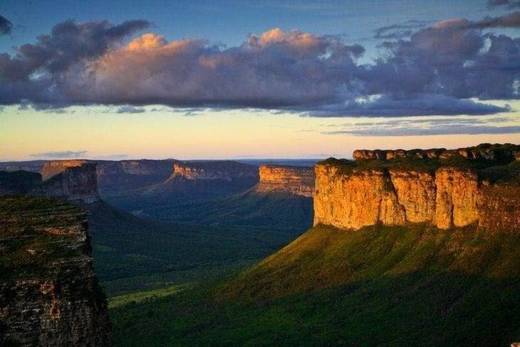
<box><xmin>0</xmin><ymin>164</ymin><xmax>99</xmax><ymax>204</ymax></box>
<box><xmin>255</xmin><ymin>165</ymin><xmax>314</xmax><ymax>197</ymax></box>
<box><xmin>38</xmin><ymin>164</ymin><xmax>100</xmax><ymax>204</ymax></box>
<box><xmin>170</xmin><ymin>161</ymin><xmax>258</xmax><ymax>181</ymax></box>
<box><xmin>315</xmin><ymin>144</ymin><xmax>520</xmax><ymax>232</ymax></box>
<box><xmin>353</xmin><ymin>143</ymin><xmax>520</xmax><ymax>162</ymax></box>
<box><xmin>41</xmin><ymin>160</ymin><xmax>88</xmax><ymax>181</ymax></box>
<box><xmin>0</xmin><ymin>196</ymin><xmax>111</xmax><ymax>346</ymax></box>
<box><xmin>95</xmin><ymin>160</ymin><xmax>175</xmax><ymax>195</ymax></box>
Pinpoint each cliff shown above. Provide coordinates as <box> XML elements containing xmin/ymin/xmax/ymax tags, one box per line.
<box><xmin>0</xmin><ymin>164</ymin><xmax>99</xmax><ymax>204</ymax></box>
<box><xmin>0</xmin><ymin>196</ymin><xmax>111</xmax><ymax>346</ymax></box>
<box><xmin>255</xmin><ymin>165</ymin><xmax>314</xmax><ymax>197</ymax></box>
<box><xmin>169</xmin><ymin>161</ymin><xmax>258</xmax><ymax>181</ymax></box>
<box><xmin>352</xmin><ymin>143</ymin><xmax>520</xmax><ymax>162</ymax></box>
<box><xmin>314</xmin><ymin>144</ymin><xmax>520</xmax><ymax>232</ymax></box>
<box><xmin>38</xmin><ymin>164</ymin><xmax>100</xmax><ymax>204</ymax></box>
<box><xmin>41</xmin><ymin>160</ymin><xmax>89</xmax><ymax>180</ymax></box>
<box><xmin>95</xmin><ymin>160</ymin><xmax>175</xmax><ymax>195</ymax></box>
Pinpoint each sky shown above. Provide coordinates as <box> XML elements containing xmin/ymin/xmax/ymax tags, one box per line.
<box><xmin>0</xmin><ymin>0</ymin><xmax>519</xmax><ymax>160</ymax></box>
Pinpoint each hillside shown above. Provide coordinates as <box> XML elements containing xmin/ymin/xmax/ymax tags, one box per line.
<box><xmin>111</xmin><ymin>224</ymin><xmax>520</xmax><ymax>346</ymax></box>
<box><xmin>86</xmin><ymin>201</ymin><xmax>300</xmax><ymax>295</ymax></box>
<box><xmin>136</xmin><ymin>189</ymin><xmax>313</xmax><ymax>231</ymax></box>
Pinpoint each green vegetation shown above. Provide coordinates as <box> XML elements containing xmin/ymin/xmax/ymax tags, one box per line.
<box><xmin>87</xmin><ymin>201</ymin><xmax>301</xmax><ymax>296</ymax></box>
<box><xmin>0</xmin><ymin>196</ymin><xmax>85</xmax><ymax>281</ymax></box>
<box><xmin>109</xmin><ymin>284</ymin><xmax>188</xmax><ymax>309</ymax></box>
<box><xmin>111</xmin><ymin>224</ymin><xmax>520</xmax><ymax>346</ymax></box>
<box><xmin>138</xmin><ymin>190</ymin><xmax>313</xmax><ymax>231</ymax></box>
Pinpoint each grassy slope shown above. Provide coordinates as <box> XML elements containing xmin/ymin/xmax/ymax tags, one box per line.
<box><xmin>111</xmin><ymin>224</ymin><xmax>520</xmax><ymax>346</ymax></box>
<box><xmin>87</xmin><ymin>201</ymin><xmax>299</xmax><ymax>295</ymax></box>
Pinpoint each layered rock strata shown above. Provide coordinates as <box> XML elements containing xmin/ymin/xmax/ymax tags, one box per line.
<box><xmin>256</xmin><ymin>165</ymin><xmax>314</xmax><ymax>197</ymax></box>
<box><xmin>353</xmin><ymin>143</ymin><xmax>520</xmax><ymax>162</ymax></box>
<box><xmin>0</xmin><ymin>164</ymin><xmax>99</xmax><ymax>204</ymax></box>
<box><xmin>38</xmin><ymin>163</ymin><xmax>99</xmax><ymax>203</ymax></box>
<box><xmin>315</xmin><ymin>145</ymin><xmax>520</xmax><ymax>232</ymax></box>
<box><xmin>0</xmin><ymin>197</ymin><xmax>111</xmax><ymax>346</ymax></box>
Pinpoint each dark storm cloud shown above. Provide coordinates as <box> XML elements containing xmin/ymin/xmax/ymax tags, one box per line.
<box><xmin>0</xmin><ymin>15</ymin><xmax>12</xmax><ymax>35</ymax></box>
<box><xmin>0</xmin><ymin>13</ymin><xmax>518</xmax><ymax>117</ymax></box>
<box><xmin>30</xmin><ymin>150</ymin><xmax>88</xmax><ymax>158</ymax></box>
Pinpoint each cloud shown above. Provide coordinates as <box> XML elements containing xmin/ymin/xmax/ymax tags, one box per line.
<box><xmin>322</xmin><ymin>116</ymin><xmax>520</xmax><ymax>136</ymax></box>
<box><xmin>374</xmin><ymin>20</ymin><xmax>430</xmax><ymax>40</ymax></box>
<box><xmin>0</xmin><ymin>15</ymin><xmax>518</xmax><ymax>117</ymax></box>
<box><xmin>325</xmin><ymin>125</ymin><xmax>520</xmax><ymax>136</ymax></box>
<box><xmin>0</xmin><ymin>15</ymin><xmax>12</xmax><ymax>35</ymax></box>
<box><xmin>30</xmin><ymin>150</ymin><xmax>88</xmax><ymax>158</ymax></box>
<box><xmin>302</xmin><ymin>94</ymin><xmax>509</xmax><ymax>117</ymax></box>
<box><xmin>116</xmin><ymin>105</ymin><xmax>146</xmax><ymax>113</ymax></box>
<box><xmin>487</xmin><ymin>0</ymin><xmax>520</xmax><ymax>9</ymax></box>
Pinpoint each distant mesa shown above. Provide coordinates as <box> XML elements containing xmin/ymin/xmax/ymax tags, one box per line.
<box><xmin>255</xmin><ymin>165</ymin><xmax>314</xmax><ymax>197</ymax></box>
<box><xmin>41</xmin><ymin>159</ymin><xmax>88</xmax><ymax>180</ymax></box>
<box><xmin>0</xmin><ymin>162</ymin><xmax>100</xmax><ymax>204</ymax></box>
<box><xmin>169</xmin><ymin>160</ymin><xmax>258</xmax><ymax>181</ymax></box>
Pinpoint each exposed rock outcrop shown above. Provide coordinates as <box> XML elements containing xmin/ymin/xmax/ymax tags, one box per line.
<box><xmin>0</xmin><ymin>196</ymin><xmax>111</xmax><ymax>346</ymax></box>
<box><xmin>170</xmin><ymin>161</ymin><xmax>258</xmax><ymax>181</ymax></box>
<box><xmin>41</xmin><ymin>160</ymin><xmax>88</xmax><ymax>180</ymax></box>
<box><xmin>353</xmin><ymin>143</ymin><xmax>520</xmax><ymax>162</ymax></box>
<box><xmin>0</xmin><ymin>164</ymin><xmax>99</xmax><ymax>204</ymax></box>
<box><xmin>38</xmin><ymin>164</ymin><xmax>100</xmax><ymax>203</ymax></box>
<box><xmin>315</xmin><ymin>144</ymin><xmax>520</xmax><ymax>232</ymax></box>
<box><xmin>255</xmin><ymin>165</ymin><xmax>314</xmax><ymax>197</ymax></box>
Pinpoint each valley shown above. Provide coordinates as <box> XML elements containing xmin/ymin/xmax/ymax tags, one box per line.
<box><xmin>1</xmin><ymin>144</ymin><xmax>520</xmax><ymax>346</ymax></box>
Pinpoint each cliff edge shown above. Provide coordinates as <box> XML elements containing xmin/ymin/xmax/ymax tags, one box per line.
<box><xmin>0</xmin><ymin>196</ymin><xmax>111</xmax><ymax>346</ymax></box>
<box><xmin>314</xmin><ymin>143</ymin><xmax>520</xmax><ymax>232</ymax></box>
<box><xmin>255</xmin><ymin>165</ymin><xmax>314</xmax><ymax>197</ymax></box>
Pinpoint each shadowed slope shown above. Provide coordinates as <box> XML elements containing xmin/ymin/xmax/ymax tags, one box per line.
<box><xmin>111</xmin><ymin>224</ymin><xmax>520</xmax><ymax>346</ymax></box>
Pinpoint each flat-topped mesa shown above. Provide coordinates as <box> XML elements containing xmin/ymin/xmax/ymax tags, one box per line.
<box><xmin>38</xmin><ymin>163</ymin><xmax>100</xmax><ymax>203</ymax></box>
<box><xmin>0</xmin><ymin>196</ymin><xmax>111</xmax><ymax>346</ymax></box>
<box><xmin>256</xmin><ymin>165</ymin><xmax>315</xmax><ymax>197</ymax></box>
<box><xmin>314</xmin><ymin>144</ymin><xmax>520</xmax><ymax>232</ymax></box>
<box><xmin>353</xmin><ymin>143</ymin><xmax>520</xmax><ymax>162</ymax></box>
<box><xmin>40</xmin><ymin>160</ymin><xmax>88</xmax><ymax>180</ymax></box>
<box><xmin>170</xmin><ymin>161</ymin><xmax>258</xmax><ymax>181</ymax></box>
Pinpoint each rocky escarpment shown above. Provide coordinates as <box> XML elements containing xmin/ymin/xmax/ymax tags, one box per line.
<box><xmin>314</xmin><ymin>144</ymin><xmax>520</xmax><ymax>232</ymax></box>
<box><xmin>0</xmin><ymin>164</ymin><xmax>99</xmax><ymax>204</ymax></box>
<box><xmin>170</xmin><ymin>161</ymin><xmax>258</xmax><ymax>181</ymax></box>
<box><xmin>353</xmin><ymin>143</ymin><xmax>520</xmax><ymax>162</ymax></box>
<box><xmin>255</xmin><ymin>165</ymin><xmax>314</xmax><ymax>197</ymax></box>
<box><xmin>38</xmin><ymin>164</ymin><xmax>100</xmax><ymax>204</ymax></box>
<box><xmin>41</xmin><ymin>160</ymin><xmax>89</xmax><ymax>181</ymax></box>
<box><xmin>0</xmin><ymin>196</ymin><xmax>111</xmax><ymax>346</ymax></box>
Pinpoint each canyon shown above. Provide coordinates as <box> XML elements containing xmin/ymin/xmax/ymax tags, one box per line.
<box><xmin>314</xmin><ymin>144</ymin><xmax>520</xmax><ymax>231</ymax></box>
<box><xmin>255</xmin><ymin>165</ymin><xmax>314</xmax><ymax>197</ymax></box>
<box><xmin>0</xmin><ymin>196</ymin><xmax>111</xmax><ymax>346</ymax></box>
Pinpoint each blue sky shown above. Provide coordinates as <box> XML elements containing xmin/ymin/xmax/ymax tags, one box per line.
<box><xmin>0</xmin><ymin>0</ymin><xmax>519</xmax><ymax>160</ymax></box>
